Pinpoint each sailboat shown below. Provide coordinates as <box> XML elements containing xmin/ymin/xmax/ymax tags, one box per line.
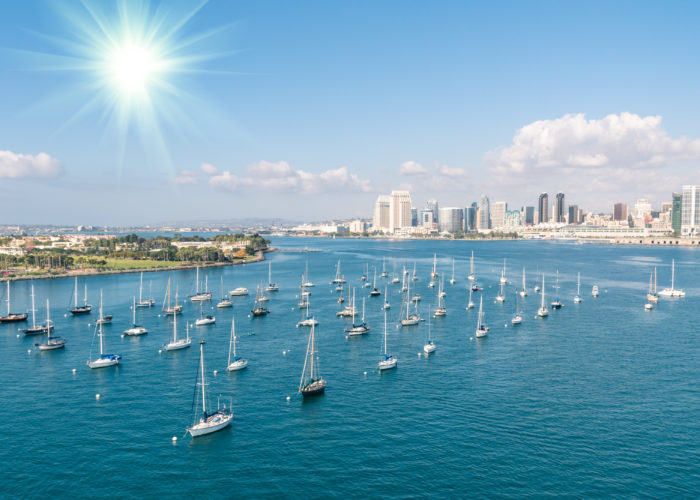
<box><xmin>424</xmin><ymin>310</ymin><xmax>436</xmax><ymax>353</ymax></box>
<box><xmin>299</xmin><ymin>323</ymin><xmax>326</xmax><ymax>396</ymax></box>
<box><xmin>336</xmin><ymin>286</ymin><xmax>355</xmax><ymax>317</ymax></box>
<box><xmin>431</xmin><ymin>253</ymin><xmax>439</xmax><ymax>280</ymax></box>
<box><xmin>96</xmin><ymin>296</ymin><xmax>113</xmax><ymax>325</ymax></box>
<box><xmin>466</xmin><ymin>287</ymin><xmax>475</xmax><ymax>309</ymax></box>
<box><xmin>382</xmin><ymin>285</ymin><xmax>391</xmax><ymax>310</ymax></box>
<box><xmin>591</xmin><ymin>285</ymin><xmax>599</xmax><ymax>298</ymax></box>
<box><xmin>35</xmin><ymin>299</ymin><xmax>65</xmax><ymax>350</ymax></box>
<box><xmin>370</xmin><ymin>268</ymin><xmax>381</xmax><ymax>296</ymax></box>
<box><xmin>378</xmin><ymin>308</ymin><xmax>397</xmax><ymax>370</ymax></box>
<box><xmin>251</xmin><ymin>285</ymin><xmax>270</xmax><ymax>316</ymax></box>
<box><xmin>332</xmin><ymin>259</ymin><xmax>346</xmax><ymax>284</ymax></box>
<box><xmin>87</xmin><ymin>291</ymin><xmax>121</xmax><ymax>368</ymax></box>
<box><xmin>162</xmin><ymin>278</ymin><xmax>183</xmax><ymax>315</ymax></box>
<box><xmin>495</xmin><ymin>277</ymin><xmax>506</xmax><ymax>303</ymax></box>
<box><xmin>20</xmin><ymin>284</ymin><xmax>51</xmax><ymax>334</ymax></box>
<box><xmin>449</xmin><ymin>258</ymin><xmax>456</xmax><ymax>285</ymax></box>
<box><xmin>297</xmin><ymin>295</ymin><xmax>318</xmax><ymax>327</ymax></box>
<box><xmin>644</xmin><ymin>274</ymin><xmax>654</xmax><ymax>310</ymax></box>
<box><xmin>265</xmin><ymin>261</ymin><xmax>279</xmax><ymax>292</ymax></box>
<box><xmin>226</xmin><ymin>316</ymin><xmax>248</xmax><ymax>371</ymax></box>
<box><xmin>400</xmin><ymin>281</ymin><xmax>420</xmax><ymax>326</ymax></box>
<box><xmin>124</xmin><ymin>297</ymin><xmax>148</xmax><ymax>336</ymax></box>
<box><xmin>190</xmin><ymin>267</ymin><xmax>212</xmax><ymax>302</ymax></box>
<box><xmin>434</xmin><ymin>281</ymin><xmax>447</xmax><ymax>316</ymax></box>
<box><xmin>302</xmin><ymin>260</ymin><xmax>315</xmax><ymax>288</ymax></box>
<box><xmin>520</xmin><ymin>268</ymin><xmax>527</xmax><ymax>297</ymax></box>
<box><xmin>647</xmin><ymin>268</ymin><xmax>659</xmax><ymax>303</ymax></box>
<box><xmin>187</xmin><ymin>340</ymin><xmax>233</xmax><ymax>437</ymax></box>
<box><xmin>195</xmin><ymin>300</ymin><xmax>216</xmax><ymax>326</ymax></box>
<box><xmin>468</xmin><ymin>251</ymin><xmax>476</xmax><ymax>282</ymax></box>
<box><xmin>574</xmin><ymin>272</ymin><xmax>582</xmax><ymax>303</ymax></box>
<box><xmin>136</xmin><ymin>272</ymin><xmax>155</xmax><ymax>307</ymax></box>
<box><xmin>163</xmin><ymin>312</ymin><xmax>191</xmax><ymax>351</ymax></box>
<box><xmin>217</xmin><ymin>276</ymin><xmax>233</xmax><ymax>308</ymax></box>
<box><xmin>345</xmin><ymin>293</ymin><xmax>370</xmax><ymax>335</ymax></box>
<box><xmin>511</xmin><ymin>293</ymin><xmax>522</xmax><ymax>325</ymax></box>
<box><xmin>68</xmin><ymin>278</ymin><xmax>91</xmax><ymax>315</ymax></box>
<box><xmin>551</xmin><ymin>270</ymin><xmax>563</xmax><ymax>309</ymax></box>
<box><xmin>475</xmin><ymin>296</ymin><xmax>488</xmax><ymax>338</ymax></box>
<box><xmin>381</xmin><ymin>257</ymin><xmax>388</xmax><ymax>278</ymax></box>
<box><xmin>658</xmin><ymin>259</ymin><xmax>685</xmax><ymax>297</ymax></box>
<box><xmin>500</xmin><ymin>259</ymin><xmax>507</xmax><ymax>285</ymax></box>
<box><xmin>538</xmin><ymin>275</ymin><xmax>549</xmax><ymax>317</ymax></box>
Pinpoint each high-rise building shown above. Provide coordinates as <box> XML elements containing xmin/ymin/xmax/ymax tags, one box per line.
<box><xmin>390</xmin><ymin>191</ymin><xmax>412</xmax><ymax>231</ymax></box>
<box><xmin>521</xmin><ymin>206</ymin><xmax>534</xmax><ymax>225</ymax></box>
<box><xmin>504</xmin><ymin>210</ymin><xmax>522</xmax><ymax>228</ymax></box>
<box><xmin>613</xmin><ymin>203</ymin><xmax>628</xmax><ymax>221</ymax></box>
<box><xmin>568</xmin><ymin>205</ymin><xmax>579</xmax><ymax>224</ymax></box>
<box><xmin>672</xmin><ymin>193</ymin><xmax>682</xmax><ymax>234</ymax></box>
<box><xmin>419</xmin><ymin>209</ymin><xmax>434</xmax><ymax>228</ymax></box>
<box><xmin>438</xmin><ymin>207</ymin><xmax>464</xmax><ymax>233</ymax></box>
<box><xmin>464</xmin><ymin>203</ymin><xmax>477</xmax><ymax>232</ymax></box>
<box><xmin>478</xmin><ymin>195</ymin><xmax>491</xmax><ymax>230</ymax></box>
<box><xmin>660</xmin><ymin>202</ymin><xmax>673</xmax><ymax>214</ymax></box>
<box><xmin>555</xmin><ymin>192</ymin><xmax>565</xmax><ymax>223</ymax></box>
<box><xmin>681</xmin><ymin>186</ymin><xmax>700</xmax><ymax>237</ymax></box>
<box><xmin>634</xmin><ymin>198</ymin><xmax>653</xmax><ymax>220</ymax></box>
<box><xmin>491</xmin><ymin>201</ymin><xmax>507</xmax><ymax>228</ymax></box>
<box><xmin>372</xmin><ymin>195</ymin><xmax>391</xmax><ymax>231</ymax></box>
<box><xmin>538</xmin><ymin>193</ymin><xmax>549</xmax><ymax>224</ymax></box>
<box><xmin>426</xmin><ymin>199</ymin><xmax>439</xmax><ymax>225</ymax></box>
<box><xmin>410</xmin><ymin>207</ymin><xmax>418</xmax><ymax>227</ymax></box>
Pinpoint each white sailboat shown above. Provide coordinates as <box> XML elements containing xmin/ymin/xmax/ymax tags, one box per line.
<box><xmin>345</xmin><ymin>293</ymin><xmax>370</xmax><ymax>335</ymax></box>
<box><xmin>0</xmin><ymin>280</ymin><xmax>27</xmax><ymax>323</ymax></box>
<box><xmin>370</xmin><ymin>268</ymin><xmax>381</xmax><ymax>296</ymax></box>
<box><xmin>190</xmin><ymin>267</ymin><xmax>212</xmax><ymax>302</ymax></box>
<box><xmin>331</xmin><ymin>259</ymin><xmax>346</xmax><ymax>284</ymax></box>
<box><xmin>20</xmin><ymin>283</ymin><xmax>51</xmax><ymax>335</ymax></box>
<box><xmin>475</xmin><ymin>296</ymin><xmax>488</xmax><ymax>338</ymax></box>
<box><xmin>87</xmin><ymin>291</ymin><xmax>121</xmax><ymax>368</ymax></box>
<box><xmin>381</xmin><ymin>257</ymin><xmax>388</xmax><ymax>278</ymax></box>
<box><xmin>520</xmin><ymin>268</ymin><xmax>527</xmax><ymax>297</ymax></box>
<box><xmin>217</xmin><ymin>276</ymin><xmax>233</xmax><ymax>308</ymax></box>
<box><xmin>299</xmin><ymin>323</ymin><xmax>326</xmax><ymax>396</ymax></box>
<box><xmin>266</xmin><ymin>261</ymin><xmax>279</xmax><ymax>292</ymax></box>
<box><xmin>500</xmin><ymin>259</ymin><xmax>507</xmax><ymax>285</ymax></box>
<box><xmin>449</xmin><ymin>258</ymin><xmax>456</xmax><ymax>285</ymax></box>
<box><xmin>400</xmin><ymin>280</ymin><xmax>420</xmax><ymax>326</ymax></box>
<box><xmin>466</xmin><ymin>287</ymin><xmax>475</xmax><ymax>310</ymax></box>
<box><xmin>187</xmin><ymin>341</ymin><xmax>233</xmax><ymax>437</ymax></box>
<box><xmin>538</xmin><ymin>275</ymin><xmax>549</xmax><ymax>317</ymax></box>
<box><xmin>468</xmin><ymin>251</ymin><xmax>476</xmax><ymax>282</ymax></box>
<box><xmin>646</xmin><ymin>268</ymin><xmax>659</xmax><ymax>303</ymax></box>
<box><xmin>195</xmin><ymin>300</ymin><xmax>216</xmax><ymax>326</ymax></box>
<box><xmin>511</xmin><ymin>293</ymin><xmax>522</xmax><ymax>325</ymax></box>
<box><xmin>551</xmin><ymin>270</ymin><xmax>563</xmax><ymax>309</ymax></box>
<box><xmin>226</xmin><ymin>316</ymin><xmax>248</xmax><ymax>371</ymax></box>
<box><xmin>68</xmin><ymin>278</ymin><xmax>91</xmax><ymax>315</ymax></box>
<box><xmin>163</xmin><ymin>311</ymin><xmax>191</xmax><ymax>351</ymax></box>
<box><xmin>302</xmin><ymin>260</ymin><xmax>315</xmax><ymax>288</ymax></box>
<box><xmin>574</xmin><ymin>272</ymin><xmax>582</xmax><ymax>303</ymax></box>
<box><xmin>412</xmin><ymin>262</ymin><xmax>418</xmax><ymax>281</ymax></box>
<box><xmin>495</xmin><ymin>278</ymin><xmax>506</xmax><ymax>303</ymax></box>
<box><xmin>335</xmin><ymin>285</ymin><xmax>355</xmax><ymax>317</ymax></box>
<box><xmin>382</xmin><ymin>285</ymin><xmax>391</xmax><ymax>310</ymax></box>
<box><xmin>423</xmin><ymin>311</ymin><xmax>436</xmax><ymax>353</ymax></box>
<box><xmin>658</xmin><ymin>259</ymin><xmax>685</xmax><ymax>297</ymax></box>
<box><xmin>136</xmin><ymin>272</ymin><xmax>155</xmax><ymax>307</ymax></box>
<box><xmin>35</xmin><ymin>299</ymin><xmax>65</xmax><ymax>350</ymax></box>
<box><xmin>297</xmin><ymin>295</ymin><xmax>318</xmax><ymax>327</ymax></box>
<box><xmin>591</xmin><ymin>285</ymin><xmax>599</xmax><ymax>298</ymax></box>
<box><xmin>434</xmin><ymin>280</ymin><xmax>447</xmax><ymax>316</ymax></box>
<box><xmin>124</xmin><ymin>297</ymin><xmax>148</xmax><ymax>336</ymax></box>
<box><xmin>430</xmin><ymin>253</ymin><xmax>438</xmax><ymax>280</ymax></box>
<box><xmin>162</xmin><ymin>278</ymin><xmax>183</xmax><ymax>315</ymax></box>
<box><xmin>378</xmin><ymin>308</ymin><xmax>397</xmax><ymax>370</ymax></box>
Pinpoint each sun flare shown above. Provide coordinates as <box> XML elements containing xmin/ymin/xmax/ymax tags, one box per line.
<box><xmin>108</xmin><ymin>42</ymin><xmax>161</xmax><ymax>97</ymax></box>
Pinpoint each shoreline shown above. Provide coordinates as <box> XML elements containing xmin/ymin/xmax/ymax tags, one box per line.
<box><xmin>1</xmin><ymin>250</ymin><xmax>269</xmax><ymax>282</ymax></box>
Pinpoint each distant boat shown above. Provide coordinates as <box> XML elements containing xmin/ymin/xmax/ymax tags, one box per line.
<box><xmin>658</xmin><ymin>259</ymin><xmax>685</xmax><ymax>297</ymax></box>
<box><xmin>229</xmin><ymin>287</ymin><xmax>249</xmax><ymax>297</ymax></box>
<box><xmin>591</xmin><ymin>285</ymin><xmax>599</xmax><ymax>298</ymax></box>
<box><xmin>400</xmin><ymin>281</ymin><xmax>420</xmax><ymax>326</ymax></box>
<box><xmin>331</xmin><ymin>259</ymin><xmax>346</xmax><ymax>284</ymax></box>
<box><xmin>226</xmin><ymin>316</ymin><xmax>248</xmax><ymax>371</ymax></box>
<box><xmin>299</xmin><ymin>323</ymin><xmax>326</xmax><ymax>396</ymax></box>
<box><xmin>251</xmin><ymin>285</ymin><xmax>270</xmax><ymax>317</ymax></box>
<box><xmin>20</xmin><ymin>283</ymin><xmax>51</xmax><ymax>335</ymax></box>
<box><xmin>495</xmin><ymin>277</ymin><xmax>506</xmax><ymax>303</ymax></box>
<box><xmin>190</xmin><ymin>267</ymin><xmax>212</xmax><ymax>302</ymax></box>
<box><xmin>195</xmin><ymin>300</ymin><xmax>216</xmax><ymax>326</ymax></box>
<box><xmin>163</xmin><ymin>310</ymin><xmax>191</xmax><ymax>351</ymax></box>
<box><xmin>423</xmin><ymin>310</ymin><xmax>436</xmax><ymax>354</ymax></box>
<box><xmin>68</xmin><ymin>277</ymin><xmax>91</xmax><ymax>316</ymax></box>
<box><xmin>382</xmin><ymin>285</ymin><xmax>391</xmax><ymax>310</ymax></box>
<box><xmin>378</xmin><ymin>308</ymin><xmax>397</xmax><ymax>371</ymax></box>
<box><xmin>475</xmin><ymin>296</ymin><xmax>488</xmax><ymax>338</ymax></box>
<box><xmin>511</xmin><ymin>293</ymin><xmax>522</xmax><ymax>325</ymax></box>
<box><xmin>301</xmin><ymin>260</ymin><xmax>315</xmax><ymax>288</ymax></box>
<box><xmin>369</xmin><ymin>268</ymin><xmax>381</xmax><ymax>296</ymax></box>
<box><xmin>135</xmin><ymin>272</ymin><xmax>155</xmax><ymax>307</ymax></box>
<box><xmin>646</xmin><ymin>268</ymin><xmax>658</xmax><ymax>303</ymax></box>
<box><xmin>433</xmin><ymin>280</ymin><xmax>447</xmax><ymax>316</ymax></box>
<box><xmin>551</xmin><ymin>270</ymin><xmax>563</xmax><ymax>309</ymax></box>
<box><xmin>380</xmin><ymin>257</ymin><xmax>388</xmax><ymax>278</ymax></box>
<box><xmin>449</xmin><ymin>258</ymin><xmax>456</xmax><ymax>285</ymax></box>
<box><xmin>162</xmin><ymin>278</ymin><xmax>183</xmax><ymax>315</ymax></box>
<box><xmin>466</xmin><ymin>287</ymin><xmax>475</xmax><ymax>310</ymax></box>
<box><xmin>34</xmin><ymin>299</ymin><xmax>65</xmax><ymax>350</ymax></box>
<box><xmin>430</xmin><ymin>253</ymin><xmax>438</xmax><ymax>280</ymax></box>
<box><xmin>500</xmin><ymin>259</ymin><xmax>507</xmax><ymax>285</ymax></box>
<box><xmin>187</xmin><ymin>340</ymin><xmax>233</xmax><ymax>437</ymax></box>
<box><xmin>124</xmin><ymin>297</ymin><xmax>148</xmax><ymax>336</ymax></box>
<box><xmin>520</xmin><ymin>268</ymin><xmax>527</xmax><ymax>297</ymax></box>
<box><xmin>574</xmin><ymin>272</ymin><xmax>582</xmax><ymax>304</ymax></box>
<box><xmin>336</xmin><ymin>286</ymin><xmax>355</xmax><ymax>317</ymax></box>
<box><xmin>297</xmin><ymin>295</ymin><xmax>318</xmax><ymax>327</ymax></box>
<box><xmin>345</xmin><ymin>293</ymin><xmax>370</xmax><ymax>335</ymax></box>
<box><xmin>265</xmin><ymin>261</ymin><xmax>279</xmax><ymax>292</ymax></box>
<box><xmin>467</xmin><ymin>251</ymin><xmax>476</xmax><ymax>282</ymax></box>
<box><xmin>217</xmin><ymin>276</ymin><xmax>233</xmax><ymax>308</ymax></box>
<box><xmin>87</xmin><ymin>291</ymin><xmax>121</xmax><ymax>369</ymax></box>
<box><xmin>538</xmin><ymin>275</ymin><xmax>549</xmax><ymax>317</ymax></box>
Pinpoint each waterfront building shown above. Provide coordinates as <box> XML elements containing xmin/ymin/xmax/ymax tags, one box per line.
<box><xmin>491</xmin><ymin>201</ymin><xmax>507</xmax><ymax>229</ymax></box>
<box><xmin>672</xmin><ymin>193</ymin><xmax>682</xmax><ymax>234</ymax></box>
<box><xmin>349</xmin><ymin>220</ymin><xmax>367</xmax><ymax>233</ymax></box>
<box><xmin>373</xmin><ymin>195</ymin><xmax>391</xmax><ymax>232</ymax></box>
<box><xmin>410</xmin><ymin>208</ymin><xmax>418</xmax><ymax>227</ymax></box>
<box><xmin>634</xmin><ymin>199</ymin><xmax>653</xmax><ymax>220</ymax></box>
<box><xmin>438</xmin><ymin>207</ymin><xmax>464</xmax><ymax>233</ymax></box>
<box><xmin>478</xmin><ymin>195</ymin><xmax>491</xmax><ymax>230</ymax></box>
<box><xmin>465</xmin><ymin>204</ymin><xmax>477</xmax><ymax>232</ymax></box>
<box><xmin>390</xmin><ymin>191</ymin><xmax>412</xmax><ymax>232</ymax></box>
<box><xmin>555</xmin><ymin>192</ymin><xmax>565</xmax><ymax>223</ymax></box>
<box><xmin>681</xmin><ymin>185</ymin><xmax>700</xmax><ymax>237</ymax></box>
<box><xmin>521</xmin><ymin>206</ymin><xmax>534</xmax><ymax>225</ymax></box>
<box><xmin>538</xmin><ymin>193</ymin><xmax>549</xmax><ymax>224</ymax></box>
<box><xmin>568</xmin><ymin>205</ymin><xmax>579</xmax><ymax>224</ymax></box>
<box><xmin>613</xmin><ymin>202</ymin><xmax>629</xmax><ymax>221</ymax></box>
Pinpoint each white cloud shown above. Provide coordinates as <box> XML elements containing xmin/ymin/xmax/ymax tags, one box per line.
<box><xmin>0</xmin><ymin>150</ymin><xmax>63</xmax><ymax>179</ymax></box>
<box><xmin>208</xmin><ymin>160</ymin><xmax>372</xmax><ymax>194</ymax></box>
<box><xmin>438</xmin><ymin>165</ymin><xmax>468</xmax><ymax>178</ymax></box>
<box><xmin>399</xmin><ymin>160</ymin><xmax>428</xmax><ymax>176</ymax></box>
<box><xmin>200</xmin><ymin>163</ymin><xmax>219</xmax><ymax>176</ymax></box>
<box><xmin>171</xmin><ymin>170</ymin><xmax>199</xmax><ymax>184</ymax></box>
<box><xmin>487</xmin><ymin>112</ymin><xmax>700</xmax><ymax>175</ymax></box>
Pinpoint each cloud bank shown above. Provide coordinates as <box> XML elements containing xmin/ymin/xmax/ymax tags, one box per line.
<box><xmin>0</xmin><ymin>150</ymin><xmax>63</xmax><ymax>179</ymax></box>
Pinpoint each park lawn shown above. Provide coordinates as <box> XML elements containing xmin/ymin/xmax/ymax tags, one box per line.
<box><xmin>102</xmin><ymin>258</ymin><xmax>185</xmax><ymax>270</ymax></box>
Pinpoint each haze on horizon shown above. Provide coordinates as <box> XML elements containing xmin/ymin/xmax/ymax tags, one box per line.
<box><xmin>2</xmin><ymin>0</ymin><xmax>700</xmax><ymax>226</ymax></box>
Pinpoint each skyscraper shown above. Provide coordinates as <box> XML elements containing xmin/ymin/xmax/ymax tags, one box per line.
<box><xmin>538</xmin><ymin>193</ymin><xmax>549</xmax><ymax>224</ymax></box>
<box><xmin>478</xmin><ymin>195</ymin><xmax>491</xmax><ymax>230</ymax></box>
<box><xmin>390</xmin><ymin>191</ymin><xmax>412</xmax><ymax>231</ymax></box>
<box><xmin>672</xmin><ymin>193</ymin><xmax>682</xmax><ymax>234</ymax></box>
<box><xmin>438</xmin><ymin>207</ymin><xmax>464</xmax><ymax>233</ymax></box>
<box><xmin>634</xmin><ymin>199</ymin><xmax>652</xmax><ymax>220</ymax></box>
<box><xmin>568</xmin><ymin>205</ymin><xmax>579</xmax><ymax>224</ymax></box>
<box><xmin>491</xmin><ymin>201</ymin><xmax>507</xmax><ymax>228</ymax></box>
<box><xmin>555</xmin><ymin>192</ymin><xmax>565</xmax><ymax>223</ymax></box>
<box><xmin>522</xmin><ymin>206</ymin><xmax>534</xmax><ymax>225</ymax></box>
<box><xmin>373</xmin><ymin>195</ymin><xmax>391</xmax><ymax>231</ymax></box>
<box><xmin>410</xmin><ymin>207</ymin><xmax>418</xmax><ymax>227</ymax></box>
<box><xmin>426</xmin><ymin>199</ymin><xmax>439</xmax><ymax>225</ymax></box>
<box><xmin>465</xmin><ymin>203</ymin><xmax>477</xmax><ymax>232</ymax></box>
<box><xmin>613</xmin><ymin>203</ymin><xmax>628</xmax><ymax>221</ymax></box>
<box><xmin>681</xmin><ymin>186</ymin><xmax>700</xmax><ymax>237</ymax></box>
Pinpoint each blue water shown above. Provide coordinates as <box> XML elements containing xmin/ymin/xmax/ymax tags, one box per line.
<box><xmin>2</xmin><ymin>238</ymin><xmax>699</xmax><ymax>498</ymax></box>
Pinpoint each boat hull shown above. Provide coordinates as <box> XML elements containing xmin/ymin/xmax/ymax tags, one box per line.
<box><xmin>378</xmin><ymin>357</ymin><xmax>397</xmax><ymax>370</ymax></box>
<box><xmin>423</xmin><ymin>343</ymin><xmax>436</xmax><ymax>354</ymax></box>
<box><xmin>301</xmin><ymin>379</ymin><xmax>326</xmax><ymax>396</ymax></box>
<box><xmin>164</xmin><ymin>340</ymin><xmax>191</xmax><ymax>351</ymax></box>
<box><xmin>124</xmin><ymin>327</ymin><xmax>148</xmax><ymax>336</ymax></box>
<box><xmin>227</xmin><ymin>359</ymin><xmax>248</xmax><ymax>371</ymax></box>
<box><xmin>188</xmin><ymin>411</ymin><xmax>233</xmax><ymax>437</ymax></box>
<box><xmin>0</xmin><ymin>313</ymin><xmax>28</xmax><ymax>323</ymax></box>
<box><xmin>37</xmin><ymin>341</ymin><xmax>66</xmax><ymax>350</ymax></box>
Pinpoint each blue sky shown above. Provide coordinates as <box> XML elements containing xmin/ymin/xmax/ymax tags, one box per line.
<box><xmin>1</xmin><ymin>0</ymin><xmax>700</xmax><ymax>225</ymax></box>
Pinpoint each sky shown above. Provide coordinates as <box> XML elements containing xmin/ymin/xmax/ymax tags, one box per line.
<box><xmin>2</xmin><ymin>0</ymin><xmax>700</xmax><ymax>225</ymax></box>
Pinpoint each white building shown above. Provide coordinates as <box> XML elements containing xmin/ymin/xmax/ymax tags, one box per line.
<box><xmin>681</xmin><ymin>185</ymin><xmax>700</xmax><ymax>237</ymax></box>
<box><xmin>438</xmin><ymin>207</ymin><xmax>464</xmax><ymax>233</ymax></box>
<box><xmin>349</xmin><ymin>220</ymin><xmax>367</xmax><ymax>233</ymax></box>
<box><xmin>372</xmin><ymin>195</ymin><xmax>391</xmax><ymax>232</ymax></box>
<box><xmin>491</xmin><ymin>201</ymin><xmax>507</xmax><ymax>229</ymax></box>
<box><xmin>634</xmin><ymin>198</ymin><xmax>653</xmax><ymax>220</ymax></box>
<box><xmin>390</xmin><ymin>190</ymin><xmax>412</xmax><ymax>232</ymax></box>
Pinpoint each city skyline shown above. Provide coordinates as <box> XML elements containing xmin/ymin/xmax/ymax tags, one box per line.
<box><xmin>4</xmin><ymin>1</ymin><xmax>700</xmax><ymax>225</ymax></box>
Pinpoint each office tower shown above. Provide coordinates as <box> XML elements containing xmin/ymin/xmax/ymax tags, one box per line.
<box><xmin>491</xmin><ymin>201</ymin><xmax>507</xmax><ymax>228</ymax></box>
<box><xmin>426</xmin><ymin>199</ymin><xmax>439</xmax><ymax>225</ymax></box>
<box><xmin>373</xmin><ymin>195</ymin><xmax>391</xmax><ymax>231</ymax></box>
<box><xmin>478</xmin><ymin>195</ymin><xmax>491</xmax><ymax>230</ymax></box>
<box><xmin>389</xmin><ymin>190</ymin><xmax>412</xmax><ymax>231</ymax></box>
<box><xmin>681</xmin><ymin>186</ymin><xmax>700</xmax><ymax>237</ymax></box>
<box><xmin>613</xmin><ymin>203</ymin><xmax>628</xmax><ymax>221</ymax></box>
<box><xmin>411</xmin><ymin>207</ymin><xmax>418</xmax><ymax>227</ymax></box>
<box><xmin>438</xmin><ymin>207</ymin><xmax>464</xmax><ymax>233</ymax></box>
<box><xmin>568</xmin><ymin>205</ymin><xmax>579</xmax><ymax>224</ymax></box>
<box><xmin>419</xmin><ymin>209</ymin><xmax>434</xmax><ymax>228</ymax></box>
<box><xmin>672</xmin><ymin>192</ymin><xmax>682</xmax><ymax>234</ymax></box>
<box><xmin>555</xmin><ymin>192</ymin><xmax>565</xmax><ymax>223</ymax></box>
<box><xmin>521</xmin><ymin>206</ymin><xmax>534</xmax><ymax>225</ymax></box>
<box><xmin>634</xmin><ymin>199</ymin><xmax>653</xmax><ymax>219</ymax></box>
<box><xmin>538</xmin><ymin>193</ymin><xmax>549</xmax><ymax>223</ymax></box>
<box><xmin>465</xmin><ymin>203</ymin><xmax>477</xmax><ymax>232</ymax></box>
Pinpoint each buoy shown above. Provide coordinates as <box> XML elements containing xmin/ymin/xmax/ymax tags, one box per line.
<box><xmin>213</xmin><ymin>370</ymin><xmax>218</xmax><ymax>376</ymax></box>
<box><xmin>95</xmin><ymin>394</ymin><xmax>100</xmax><ymax>400</ymax></box>
<box><xmin>121</xmin><ymin>334</ymin><xmax>125</xmax><ymax>338</ymax></box>
<box><xmin>172</xmin><ymin>436</ymin><xmax>177</xmax><ymax>443</ymax></box>
<box><xmin>504</xmin><ymin>324</ymin><xmax>507</xmax><ymax>327</ymax></box>
<box><xmin>16</xmin><ymin>334</ymin><xmax>20</xmax><ymax>338</ymax></box>
<box><xmin>27</xmin><ymin>349</ymin><xmax>32</xmax><ymax>354</ymax></box>
<box><xmin>364</xmin><ymin>371</ymin><xmax>367</xmax><ymax>376</ymax></box>
<box><xmin>64</xmin><ymin>314</ymin><xmax>67</xmax><ymax>318</ymax></box>
<box><xmin>418</xmin><ymin>352</ymin><xmax>421</xmax><ymax>357</ymax></box>
<box><xmin>345</xmin><ymin>335</ymin><xmax>349</xmax><ymax>340</ymax></box>
<box><xmin>470</xmin><ymin>337</ymin><xmax>473</xmax><ymax>341</ymax></box>
<box><xmin>158</xmin><ymin>349</ymin><xmax>162</xmax><ymax>354</ymax></box>
<box><xmin>286</xmin><ymin>396</ymin><xmax>291</xmax><ymax>401</ymax></box>
<box><xmin>283</xmin><ymin>350</ymin><xmax>286</xmax><ymax>355</ymax></box>
<box><xmin>88</xmin><ymin>323</ymin><xmax>91</xmax><ymax>327</ymax></box>
<box><xmin>72</xmin><ymin>368</ymin><xmax>76</xmax><ymax>374</ymax></box>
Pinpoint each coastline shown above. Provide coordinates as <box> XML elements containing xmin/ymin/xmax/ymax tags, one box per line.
<box><xmin>1</xmin><ymin>250</ymin><xmax>269</xmax><ymax>282</ymax></box>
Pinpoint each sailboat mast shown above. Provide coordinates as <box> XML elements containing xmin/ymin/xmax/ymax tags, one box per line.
<box><xmin>671</xmin><ymin>259</ymin><xmax>675</xmax><ymax>289</ymax></box>
<box><xmin>228</xmin><ymin>317</ymin><xmax>235</xmax><ymax>366</ymax></box>
<box><xmin>577</xmin><ymin>272</ymin><xmax>581</xmax><ymax>294</ymax></box>
<box><xmin>383</xmin><ymin>308</ymin><xmax>388</xmax><ymax>356</ymax></box>
<box><xmin>541</xmin><ymin>275</ymin><xmax>546</xmax><ymax>308</ymax></box>
<box><xmin>309</xmin><ymin>324</ymin><xmax>315</xmax><ymax>380</ymax></box>
<box><xmin>139</xmin><ymin>272</ymin><xmax>143</xmax><ymax>302</ymax></box>
<box><xmin>98</xmin><ymin>290</ymin><xmax>104</xmax><ymax>355</ymax></box>
<box><xmin>84</xmin><ymin>284</ymin><xmax>87</xmax><ymax>306</ymax></box>
<box><xmin>74</xmin><ymin>277</ymin><xmax>78</xmax><ymax>308</ymax></box>
<box><xmin>30</xmin><ymin>284</ymin><xmax>36</xmax><ymax>328</ymax></box>
<box><xmin>132</xmin><ymin>297</ymin><xmax>136</xmax><ymax>325</ymax></box>
<box><xmin>200</xmin><ymin>342</ymin><xmax>207</xmax><ymax>415</ymax></box>
<box><xmin>173</xmin><ymin>310</ymin><xmax>177</xmax><ymax>342</ymax></box>
<box><xmin>5</xmin><ymin>281</ymin><xmax>9</xmax><ymax>316</ymax></box>
<box><xmin>196</xmin><ymin>267</ymin><xmax>200</xmax><ymax>294</ymax></box>
<box><xmin>269</xmin><ymin>262</ymin><xmax>272</xmax><ymax>283</ymax></box>
<box><xmin>46</xmin><ymin>298</ymin><xmax>50</xmax><ymax>329</ymax></box>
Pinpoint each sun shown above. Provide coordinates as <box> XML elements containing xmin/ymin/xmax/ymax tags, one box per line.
<box><xmin>108</xmin><ymin>42</ymin><xmax>161</xmax><ymax>97</ymax></box>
